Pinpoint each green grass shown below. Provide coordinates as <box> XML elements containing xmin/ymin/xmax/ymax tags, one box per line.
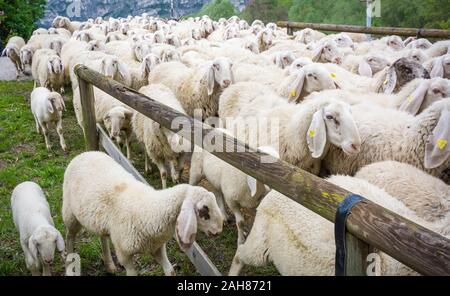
<box><xmin>0</xmin><ymin>81</ymin><xmax>278</xmax><ymax>276</ymax></box>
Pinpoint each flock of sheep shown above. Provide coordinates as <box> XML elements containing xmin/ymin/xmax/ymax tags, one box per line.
<box><xmin>2</xmin><ymin>12</ymin><xmax>450</xmax><ymax>276</ymax></box>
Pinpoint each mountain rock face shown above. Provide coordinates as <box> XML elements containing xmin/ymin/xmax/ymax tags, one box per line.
<box><xmin>39</xmin><ymin>0</ymin><xmax>248</xmax><ymax>27</ymax></box>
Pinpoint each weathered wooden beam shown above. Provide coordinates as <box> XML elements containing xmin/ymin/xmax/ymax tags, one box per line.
<box><xmin>277</xmin><ymin>21</ymin><xmax>450</xmax><ymax>38</ymax></box>
<box><xmin>76</xmin><ymin>65</ymin><xmax>450</xmax><ymax>276</ymax></box>
<box><xmin>97</xmin><ymin>124</ymin><xmax>222</xmax><ymax>276</ymax></box>
<box><xmin>76</xmin><ymin>75</ymin><xmax>98</xmax><ymax>151</ymax></box>
<box><xmin>344</xmin><ymin>233</ymin><xmax>371</xmax><ymax>276</ymax></box>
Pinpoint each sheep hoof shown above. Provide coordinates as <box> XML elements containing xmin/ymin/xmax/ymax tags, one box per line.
<box><xmin>105</xmin><ymin>265</ymin><xmax>117</xmax><ymax>274</ymax></box>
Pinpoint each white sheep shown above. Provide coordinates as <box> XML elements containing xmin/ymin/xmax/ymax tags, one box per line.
<box><xmin>62</xmin><ymin>151</ymin><xmax>223</xmax><ymax>275</ymax></box>
<box><xmin>31</xmin><ymin>49</ymin><xmax>64</xmax><ymax>93</ymax></box>
<box><xmin>293</xmin><ymin>28</ymin><xmax>326</xmax><ymax>44</ymax></box>
<box><xmin>355</xmin><ymin>161</ymin><xmax>449</xmax><ymax>228</ymax></box>
<box><xmin>1</xmin><ymin>36</ymin><xmax>25</xmax><ymax>78</ymax></box>
<box><xmin>127</xmin><ymin>53</ymin><xmax>160</xmax><ymax>90</ymax></box>
<box><xmin>132</xmin><ymin>84</ymin><xmax>188</xmax><ymax>188</ymax></box>
<box><xmin>190</xmin><ymin>143</ymin><xmax>279</xmax><ymax>245</ymax></box>
<box><xmin>220</xmin><ymin>93</ymin><xmax>361</xmax><ymax>175</ymax></box>
<box><xmin>149</xmin><ymin>57</ymin><xmax>234</xmax><ymax>119</ymax></box>
<box><xmin>11</xmin><ymin>181</ymin><xmax>65</xmax><ymax>276</ymax></box>
<box><xmin>42</xmin><ymin>35</ymin><xmax>68</xmax><ymax>56</ymax></box>
<box><xmin>19</xmin><ymin>45</ymin><xmax>36</xmax><ymax>71</ymax></box>
<box><xmin>31</xmin><ymin>87</ymin><xmax>66</xmax><ymax>151</ymax></box>
<box><xmin>322</xmin><ymin>98</ymin><xmax>450</xmax><ymax>183</ymax></box>
<box><xmin>229</xmin><ymin>175</ymin><xmax>446</xmax><ymax>276</ymax></box>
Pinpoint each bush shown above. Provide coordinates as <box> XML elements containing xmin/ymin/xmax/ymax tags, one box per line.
<box><xmin>192</xmin><ymin>0</ymin><xmax>237</xmax><ymax>20</ymax></box>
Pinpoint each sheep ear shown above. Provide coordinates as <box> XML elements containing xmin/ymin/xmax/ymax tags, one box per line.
<box><xmin>48</xmin><ymin>60</ymin><xmax>54</xmax><ymax>73</ymax></box>
<box><xmin>425</xmin><ymin>109</ymin><xmax>450</xmax><ymax>169</ymax></box>
<box><xmin>311</xmin><ymin>44</ymin><xmax>324</xmax><ymax>62</ymax></box>
<box><xmin>246</xmin><ymin>176</ymin><xmax>266</xmax><ymax>199</ymax></box>
<box><xmin>307</xmin><ymin>109</ymin><xmax>327</xmax><ymax>158</ymax></box>
<box><xmin>47</xmin><ymin>98</ymin><xmax>54</xmax><ymax>113</ymax></box>
<box><xmin>289</xmin><ymin>70</ymin><xmax>305</xmax><ymax>102</ymax></box>
<box><xmin>358</xmin><ymin>60</ymin><xmax>372</xmax><ymax>77</ymax></box>
<box><xmin>430</xmin><ymin>57</ymin><xmax>444</xmax><ymax>78</ymax></box>
<box><xmin>60</xmin><ymin>97</ymin><xmax>66</xmax><ymax>111</ymax></box>
<box><xmin>1</xmin><ymin>48</ymin><xmax>6</xmax><ymax>56</ymax></box>
<box><xmin>56</xmin><ymin>231</ymin><xmax>65</xmax><ymax>254</ymax></box>
<box><xmin>398</xmin><ymin>81</ymin><xmax>429</xmax><ymax>115</ymax></box>
<box><xmin>124</xmin><ymin>109</ymin><xmax>133</xmax><ymax>120</ymax></box>
<box><xmin>28</xmin><ymin>235</ymin><xmax>38</xmax><ymax>261</ymax></box>
<box><xmin>141</xmin><ymin>60</ymin><xmax>150</xmax><ymax>77</ymax></box>
<box><xmin>274</xmin><ymin>55</ymin><xmax>283</xmax><ymax>68</ymax></box>
<box><xmin>382</xmin><ymin>67</ymin><xmax>397</xmax><ymax>94</ymax></box>
<box><xmin>118</xmin><ymin>61</ymin><xmax>128</xmax><ymax>80</ymax></box>
<box><xmin>206</xmin><ymin>64</ymin><xmax>215</xmax><ymax>96</ymax></box>
<box><xmin>176</xmin><ymin>198</ymin><xmax>197</xmax><ymax>251</ymax></box>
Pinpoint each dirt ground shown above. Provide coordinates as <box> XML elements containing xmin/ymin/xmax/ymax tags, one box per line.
<box><xmin>0</xmin><ymin>57</ymin><xmax>32</xmax><ymax>81</ymax></box>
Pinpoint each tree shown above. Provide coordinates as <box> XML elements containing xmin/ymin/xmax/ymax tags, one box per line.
<box><xmin>241</xmin><ymin>0</ymin><xmax>293</xmax><ymax>23</ymax></box>
<box><xmin>193</xmin><ymin>0</ymin><xmax>237</xmax><ymax>20</ymax></box>
<box><xmin>0</xmin><ymin>0</ymin><xmax>47</xmax><ymax>45</ymax></box>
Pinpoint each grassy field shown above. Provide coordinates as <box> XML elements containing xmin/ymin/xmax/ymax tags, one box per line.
<box><xmin>0</xmin><ymin>81</ymin><xmax>278</xmax><ymax>276</ymax></box>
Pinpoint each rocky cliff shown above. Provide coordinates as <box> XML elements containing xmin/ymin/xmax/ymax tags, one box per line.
<box><xmin>38</xmin><ymin>0</ymin><xmax>248</xmax><ymax>27</ymax></box>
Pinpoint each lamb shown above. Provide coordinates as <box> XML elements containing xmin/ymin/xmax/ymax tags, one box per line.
<box><xmin>307</xmin><ymin>77</ymin><xmax>450</xmax><ymax>115</ymax></box>
<box><xmin>30</xmin><ymin>87</ymin><xmax>66</xmax><ymax>151</ymax></box>
<box><xmin>11</xmin><ymin>181</ymin><xmax>65</xmax><ymax>276</ymax></box>
<box><xmin>132</xmin><ymin>84</ymin><xmax>189</xmax><ymax>188</ymax></box>
<box><xmin>268</xmin><ymin>50</ymin><xmax>295</xmax><ymax>69</ymax></box>
<box><xmin>31</xmin><ymin>49</ymin><xmax>64</xmax><ymax>93</ymax></box>
<box><xmin>62</xmin><ymin>151</ymin><xmax>224</xmax><ymax>275</ymax></box>
<box><xmin>229</xmin><ymin>175</ymin><xmax>447</xmax><ymax>276</ymax></box>
<box><xmin>220</xmin><ymin>93</ymin><xmax>361</xmax><ymax>175</ymax></box>
<box><xmin>149</xmin><ymin>57</ymin><xmax>234</xmax><ymax>120</ymax></box>
<box><xmin>73</xmin><ymin>87</ymin><xmax>133</xmax><ymax>157</ymax></box>
<box><xmin>355</xmin><ymin>161</ymin><xmax>449</xmax><ymax>227</ymax></box>
<box><xmin>190</xmin><ymin>143</ymin><xmax>279</xmax><ymax>245</ymax></box>
<box><xmin>1</xmin><ymin>36</ymin><xmax>26</xmax><ymax>78</ymax></box>
<box><xmin>322</xmin><ymin>98</ymin><xmax>450</xmax><ymax>183</ymax></box>
<box><xmin>341</xmin><ymin>54</ymin><xmax>390</xmax><ymax>77</ymax></box>
<box><xmin>19</xmin><ymin>45</ymin><xmax>36</xmax><ymax>71</ymax></box>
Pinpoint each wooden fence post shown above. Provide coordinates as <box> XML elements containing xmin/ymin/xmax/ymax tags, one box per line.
<box><xmin>344</xmin><ymin>233</ymin><xmax>371</xmax><ymax>275</ymax></box>
<box><xmin>76</xmin><ymin>65</ymin><xmax>99</xmax><ymax>151</ymax></box>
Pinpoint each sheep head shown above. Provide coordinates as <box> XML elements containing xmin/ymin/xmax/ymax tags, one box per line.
<box><xmin>205</xmin><ymin>57</ymin><xmax>234</xmax><ymax>95</ymax></box>
<box><xmin>47</xmin><ymin>56</ymin><xmax>63</xmax><ymax>75</ymax></box>
<box><xmin>176</xmin><ymin>186</ymin><xmax>223</xmax><ymax>251</ymax></box>
<box><xmin>103</xmin><ymin>106</ymin><xmax>133</xmax><ymax>144</ymax></box>
<box><xmin>381</xmin><ymin>58</ymin><xmax>430</xmax><ymax>94</ymax></box>
<box><xmin>28</xmin><ymin>225</ymin><xmax>65</xmax><ymax>264</ymax></box>
<box><xmin>141</xmin><ymin>53</ymin><xmax>160</xmax><ymax>77</ymax></box>
<box><xmin>431</xmin><ymin>54</ymin><xmax>450</xmax><ymax>79</ymax></box>
<box><xmin>312</xmin><ymin>40</ymin><xmax>343</xmax><ymax>64</ymax></box>
<box><xmin>306</xmin><ymin>99</ymin><xmax>361</xmax><ymax>158</ymax></box>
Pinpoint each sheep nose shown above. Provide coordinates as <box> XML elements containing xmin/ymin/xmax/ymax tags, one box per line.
<box><xmin>334</xmin><ymin>57</ymin><xmax>342</xmax><ymax>64</ymax></box>
<box><xmin>351</xmin><ymin>143</ymin><xmax>361</xmax><ymax>153</ymax></box>
<box><xmin>223</xmin><ymin>80</ymin><xmax>231</xmax><ymax>87</ymax></box>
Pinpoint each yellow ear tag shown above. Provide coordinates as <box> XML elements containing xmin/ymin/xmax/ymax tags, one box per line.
<box><xmin>330</xmin><ymin>72</ymin><xmax>337</xmax><ymax>78</ymax></box>
<box><xmin>309</xmin><ymin>129</ymin><xmax>315</xmax><ymax>138</ymax></box>
<box><xmin>437</xmin><ymin>139</ymin><xmax>447</xmax><ymax>150</ymax></box>
<box><xmin>407</xmin><ymin>95</ymin><xmax>413</xmax><ymax>103</ymax></box>
<box><xmin>290</xmin><ymin>89</ymin><xmax>296</xmax><ymax>97</ymax></box>
<box><xmin>383</xmin><ymin>79</ymin><xmax>388</xmax><ymax>85</ymax></box>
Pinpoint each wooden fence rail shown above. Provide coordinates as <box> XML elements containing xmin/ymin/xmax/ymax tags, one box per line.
<box><xmin>75</xmin><ymin>64</ymin><xmax>450</xmax><ymax>276</ymax></box>
<box><xmin>277</xmin><ymin>21</ymin><xmax>450</xmax><ymax>38</ymax></box>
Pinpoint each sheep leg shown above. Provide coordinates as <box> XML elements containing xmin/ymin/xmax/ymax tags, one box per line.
<box><xmin>229</xmin><ymin>251</ymin><xmax>244</xmax><ymax>276</ymax></box>
<box><xmin>230</xmin><ymin>203</ymin><xmax>246</xmax><ymax>245</ymax></box>
<box><xmin>188</xmin><ymin>152</ymin><xmax>203</xmax><ymax>185</ymax></box>
<box><xmin>169</xmin><ymin>159</ymin><xmax>179</xmax><ymax>184</ymax></box>
<box><xmin>56</xmin><ymin>119</ymin><xmax>67</xmax><ymax>151</ymax></box>
<box><xmin>125</xmin><ymin>136</ymin><xmax>131</xmax><ymax>159</ymax></box>
<box><xmin>155</xmin><ymin>160</ymin><xmax>168</xmax><ymax>189</ymax></box>
<box><xmin>215</xmin><ymin>191</ymin><xmax>231</xmax><ymax>223</ymax></box>
<box><xmin>144</xmin><ymin>152</ymin><xmax>152</xmax><ymax>173</ymax></box>
<box><xmin>33</xmin><ymin>115</ymin><xmax>42</xmax><ymax>134</ymax></box>
<box><xmin>64</xmin><ymin>217</ymin><xmax>81</xmax><ymax>254</ymax></box>
<box><xmin>152</xmin><ymin>244</ymin><xmax>175</xmax><ymax>276</ymax></box>
<box><xmin>116</xmin><ymin>249</ymin><xmax>137</xmax><ymax>276</ymax></box>
<box><xmin>100</xmin><ymin>236</ymin><xmax>117</xmax><ymax>274</ymax></box>
<box><xmin>41</xmin><ymin>122</ymin><xmax>51</xmax><ymax>150</ymax></box>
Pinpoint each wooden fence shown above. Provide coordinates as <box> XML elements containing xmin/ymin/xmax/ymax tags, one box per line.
<box><xmin>75</xmin><ymin>64</ymin><xmax>450</xmax><ymax>276</ymax></box>
<box><xmin>277</xmin><ymin>21</ymin><xmax>450</xmax><ymax>38</ymax></box>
